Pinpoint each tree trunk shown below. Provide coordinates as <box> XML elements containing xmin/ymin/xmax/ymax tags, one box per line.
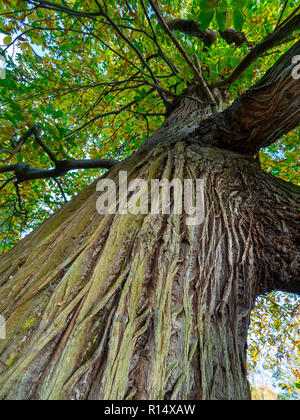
<box><xmin>0</xmin><ymin>94</ymin><xmax>299</xmax><ymax>400</ymax></box>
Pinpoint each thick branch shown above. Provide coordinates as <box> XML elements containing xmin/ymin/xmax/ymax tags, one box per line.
<box><xmin>166</xmin><ymin>19</ymin><xmax>218</xmax><ymax>49</ymax></box>
<box><xmin>257</xmin><ymin>172</ymin><xmax>300</xmax><ymax>295</ymax></box>
<box><xmin>166</xmin><ymin>19</ymin><xmax>249</xmax><ymax>50</ymax></box>
<box><xmin>216</xmin><ymin>14</ymin><xmax>300</xmax><ymax>88</ymax></box>
<box><xmin>0</xmin><ymin>159</ymin><xmax>119</xmax><ymax>184</ymax></box>
<box><xmin>199</xmin><ymin>40</ymin><xmax>300</xmax><ymax>154</ymax></box>
<box><xmin>219</xmin><ymin>29</ymin><xmax>248</xmax><ymax>48</ymax></box>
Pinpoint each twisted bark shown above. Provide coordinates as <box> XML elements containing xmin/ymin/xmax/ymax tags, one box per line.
<box><xmin>0</xmin><ymin>136</ymin><xmax>298</xmax><ymax>400</ymax></box>
<box><xmin>0</xmin><ymin>37</ymin><xmax>299</xmax><ymax>401</ymax></box>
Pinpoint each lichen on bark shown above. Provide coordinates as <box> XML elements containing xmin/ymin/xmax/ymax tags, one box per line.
<box><xmin>0</xmin><ymin>136</ymin><xmax>298</xmax><ymax>400</ymax></box>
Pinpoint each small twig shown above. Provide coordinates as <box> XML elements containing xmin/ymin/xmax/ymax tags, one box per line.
<box><xmin>67</xmin><ymin>85</ymin><xmax>164</xmax><ymax>136</ymax></box>
<box><xmin>0</xmin><ymin>150</ymin><xmax>13</xmax><ymax>163</ymax></box>
<box><xmin>99</xmin><ymin>7</ymin><xmax>169</xmax><ymax>107</ymax></box>
<box><xmin>0</xmin><ymin>128</ymin><xmax>36</xmax><ymax>164</ymax></box>
<box><xmin>275</xmin><ymin>0</ymin><xmax>290</xmax><ymax>30</ymax></box>
<box><xmin>53</xmin><ymin>177</ymin><xmax>68</xmax><ymax>204</ymax></box>
<box><xmin>14</xmin><ymin>182</ymin><xmax>24</xmax><ymax>212</ymax></box>
<box><xmin>264</xmin><ymin>296</ymin><xmax>298</xmax><ymax>318</ymax></box>
<box><xmin>32</xmin><ymin>126</ymin><xmax>58</xmax><ymax>164</ymax></box>
<box><xmin>193</xmin><ymin>53</ymin><xmax>202</xmax><ymax>76</ymax></box>
<box><xmin>148</xmin><ymin>0</ymin><xmax>216</xmax><ymax>105</ymax></box>
<box><xmin>277</xmin><ymin>5</ymin><xmax>300</xmax><ymax>30</ymax></box>
<box><xmin>0</xmin><ymin>176</ymin><xmax>16</xmax><ymax>191</ymax></box>
<box><xmin>139</xmin><ymin>0</ymin><xmax>179</xmax><ymax>76</ymax></box>
<box><xmin>1</xmin><ymin>126</ymin><xmax>58</xmax><ymax>168</ymax></box>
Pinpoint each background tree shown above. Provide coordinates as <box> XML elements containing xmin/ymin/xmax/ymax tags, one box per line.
<box><xmin>0</xmin><ymin>0</ymin><xmax>299</xmax><ymax>400</ymax></box>
<box><xmin>248</xmin><ymin>292</ymin><xmax>300</xmax><ymax>399</ymax></box>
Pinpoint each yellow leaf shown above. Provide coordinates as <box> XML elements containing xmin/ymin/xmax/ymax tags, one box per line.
<box><xmin>3</xmin><ymin>35</ymin><xmax>12</xmax><ymax>45</ymax></box>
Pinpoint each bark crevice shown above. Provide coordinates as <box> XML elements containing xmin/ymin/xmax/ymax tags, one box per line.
<box><xmin>1</xmin><ymin>138</ymin><xmax>298</xmax><ymax>400</ymax></box>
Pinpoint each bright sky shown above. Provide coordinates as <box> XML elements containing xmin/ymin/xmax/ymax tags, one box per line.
<box><xmin>0</xmin><ymin>33</ymin><xmax>21</xmax><ymax>59</ymax></box>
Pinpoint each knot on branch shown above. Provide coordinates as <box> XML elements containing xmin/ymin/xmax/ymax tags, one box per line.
<box><xmin>219</xmin><ymin>29</ymin><xmax>247</xmax><ymax>47</ymax></box>
<box><xmin>166</xmin><ymin>18</ymin><xmax>217</xmax><ymax>48</ymax></box>
<box><xmin>203</xmin><ymin>28</ymin><xmax>218</xmax><ymax>49</ymax></box>
<box><xmin>15</xmin><ymin>163</ymin><xmax>31</xmax><ymax>176</ymax></box>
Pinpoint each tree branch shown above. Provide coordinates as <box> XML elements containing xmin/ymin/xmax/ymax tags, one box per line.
<box><xmin>0</xmin><ymin>176</ymin><xmax>16</xmax><ymax>191</ymax></box>
<box><xmin>219</xmin><ymin>29</ymin><xmax>248</xmax><ymax>48</ymax></box>
<box><xmin>275</xmin><ymin>0</ymin><xmax>290</xmax><ymax>30</ymax></box>
<box><xmin>0</xmin><ymin>127</ymin><xmax>36</xmax><ymax>164</ymax></box>
<box><xmin>139</xmin><ymin>0</ymin><xmax>179</xmax><ymax>76</ymax></box>
<box><xmin>0</xmin><ymin>126</ymin><xmax>120</xmax><ymax>185</ymax></box>
<box><xmin>26</xmin><ymin>0</ymin><xmax>104</xmax><ymax>18</ymax></box>
<box><xmin>215</xmin><ymin>13</ymin><xmax>300</xmax><ymax>88</ymax></box>
<box><xmin>53</xmin><ymin>177</ymin><xmax>68</xmax><ymax>203</ymax></box>
<box><xmin>0</xmin><ymin>158</ymin><xmax>119</xmax><ymax>184</ymax></box>
<box><xmin>148</xmin><ymin>0</ymin><xmax>217</xmax><ymax>105</ymax></box>
<box><xmin>258</xmin><ymin>173</ymin><xmax>300</xmax><ymax>296</ymax></box>
<box><xmin>14</xmin><ymin>182</ymin><xmax>25</xmax><ymax>212</ymax></box>
<box><xmin>199</xmin><ymin>40</ymin><xmax>300</xmax><ymax>154</ymax></box>
<box><xmin>27</xmin><ymin>0</ymin><xmax>171</xmax><ymax>108</ymax></box>
<box><xmin>67</xmin><ymin>89</ymin><xmax>157</xmax><ymax>136</ymax></box>
<box><xmin>98</xmin><ymin>8</ymin><xmax>169</xmax><ymax>107</ymax></box>
<box><xmin>165</xmin><ymin>18</ymin><xmax>218</xmax><ymax>49</ymax></box>
<box><xmin>32</xmin><ymin>126</ymin><xmax>58</xmax><ymax>164</ymax></box>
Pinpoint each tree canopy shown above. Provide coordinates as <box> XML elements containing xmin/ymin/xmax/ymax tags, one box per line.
<box><xmin>0</xmin><ymin>0</ymin><xmax>299</xmax><ymax>398</ymax></box>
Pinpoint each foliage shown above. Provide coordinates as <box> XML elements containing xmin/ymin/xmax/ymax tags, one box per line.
<box><xmin>248</xmin><ymin>292</ymin><xmax>300</xmax><ymax>398</ymax></box>
<box><xmin>251</xmin><ymin>385</ymin><xmax>278</xmax><ymax>400</ymax></box>
<box><xmin>0</xmin><ymin>0</ymin><xmax>299</xmax><ymax>396</ymax></box>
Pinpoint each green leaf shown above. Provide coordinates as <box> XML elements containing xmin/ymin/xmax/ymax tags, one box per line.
<box><xmin>217</xmin><ymin>0</ymin><xmax>228</xmax><ymax>12</ymax></box>
<box><xmin>233</xmin><ymin>9</ymin><xmax>245</xmax><ymax>31</ymax></box>
<box><xmin>199</xmin><ymin>0</ymin><xmax>214</xmax><ymax>12</ymax></box>
<box><xmin>234</xmin><ymin>0</ymin><xmax>247</xmax><ymax>9</ymax></box>
<box><xmin>0</xmin><ymin>26</ymin><xmax>10</xmax><ymax>35</ymax></box>
<box><xmin>3</xmin><ymin>35</ymin><xmax>12</xmax><ymax>45</ymax></box>
<box><xmin>186</xmin><ymin>38</ymin><xmax>193</xmax><ymax>50</ymax></box>
<box><xmin>198</xmin><ymin>11</ymin><xmax>215</xmax><ymax>30</ymax></box>
<box><xmin>216</xmin><ymin>11</ymin><xmax>227</xmax><ymax>31</ymax></box>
